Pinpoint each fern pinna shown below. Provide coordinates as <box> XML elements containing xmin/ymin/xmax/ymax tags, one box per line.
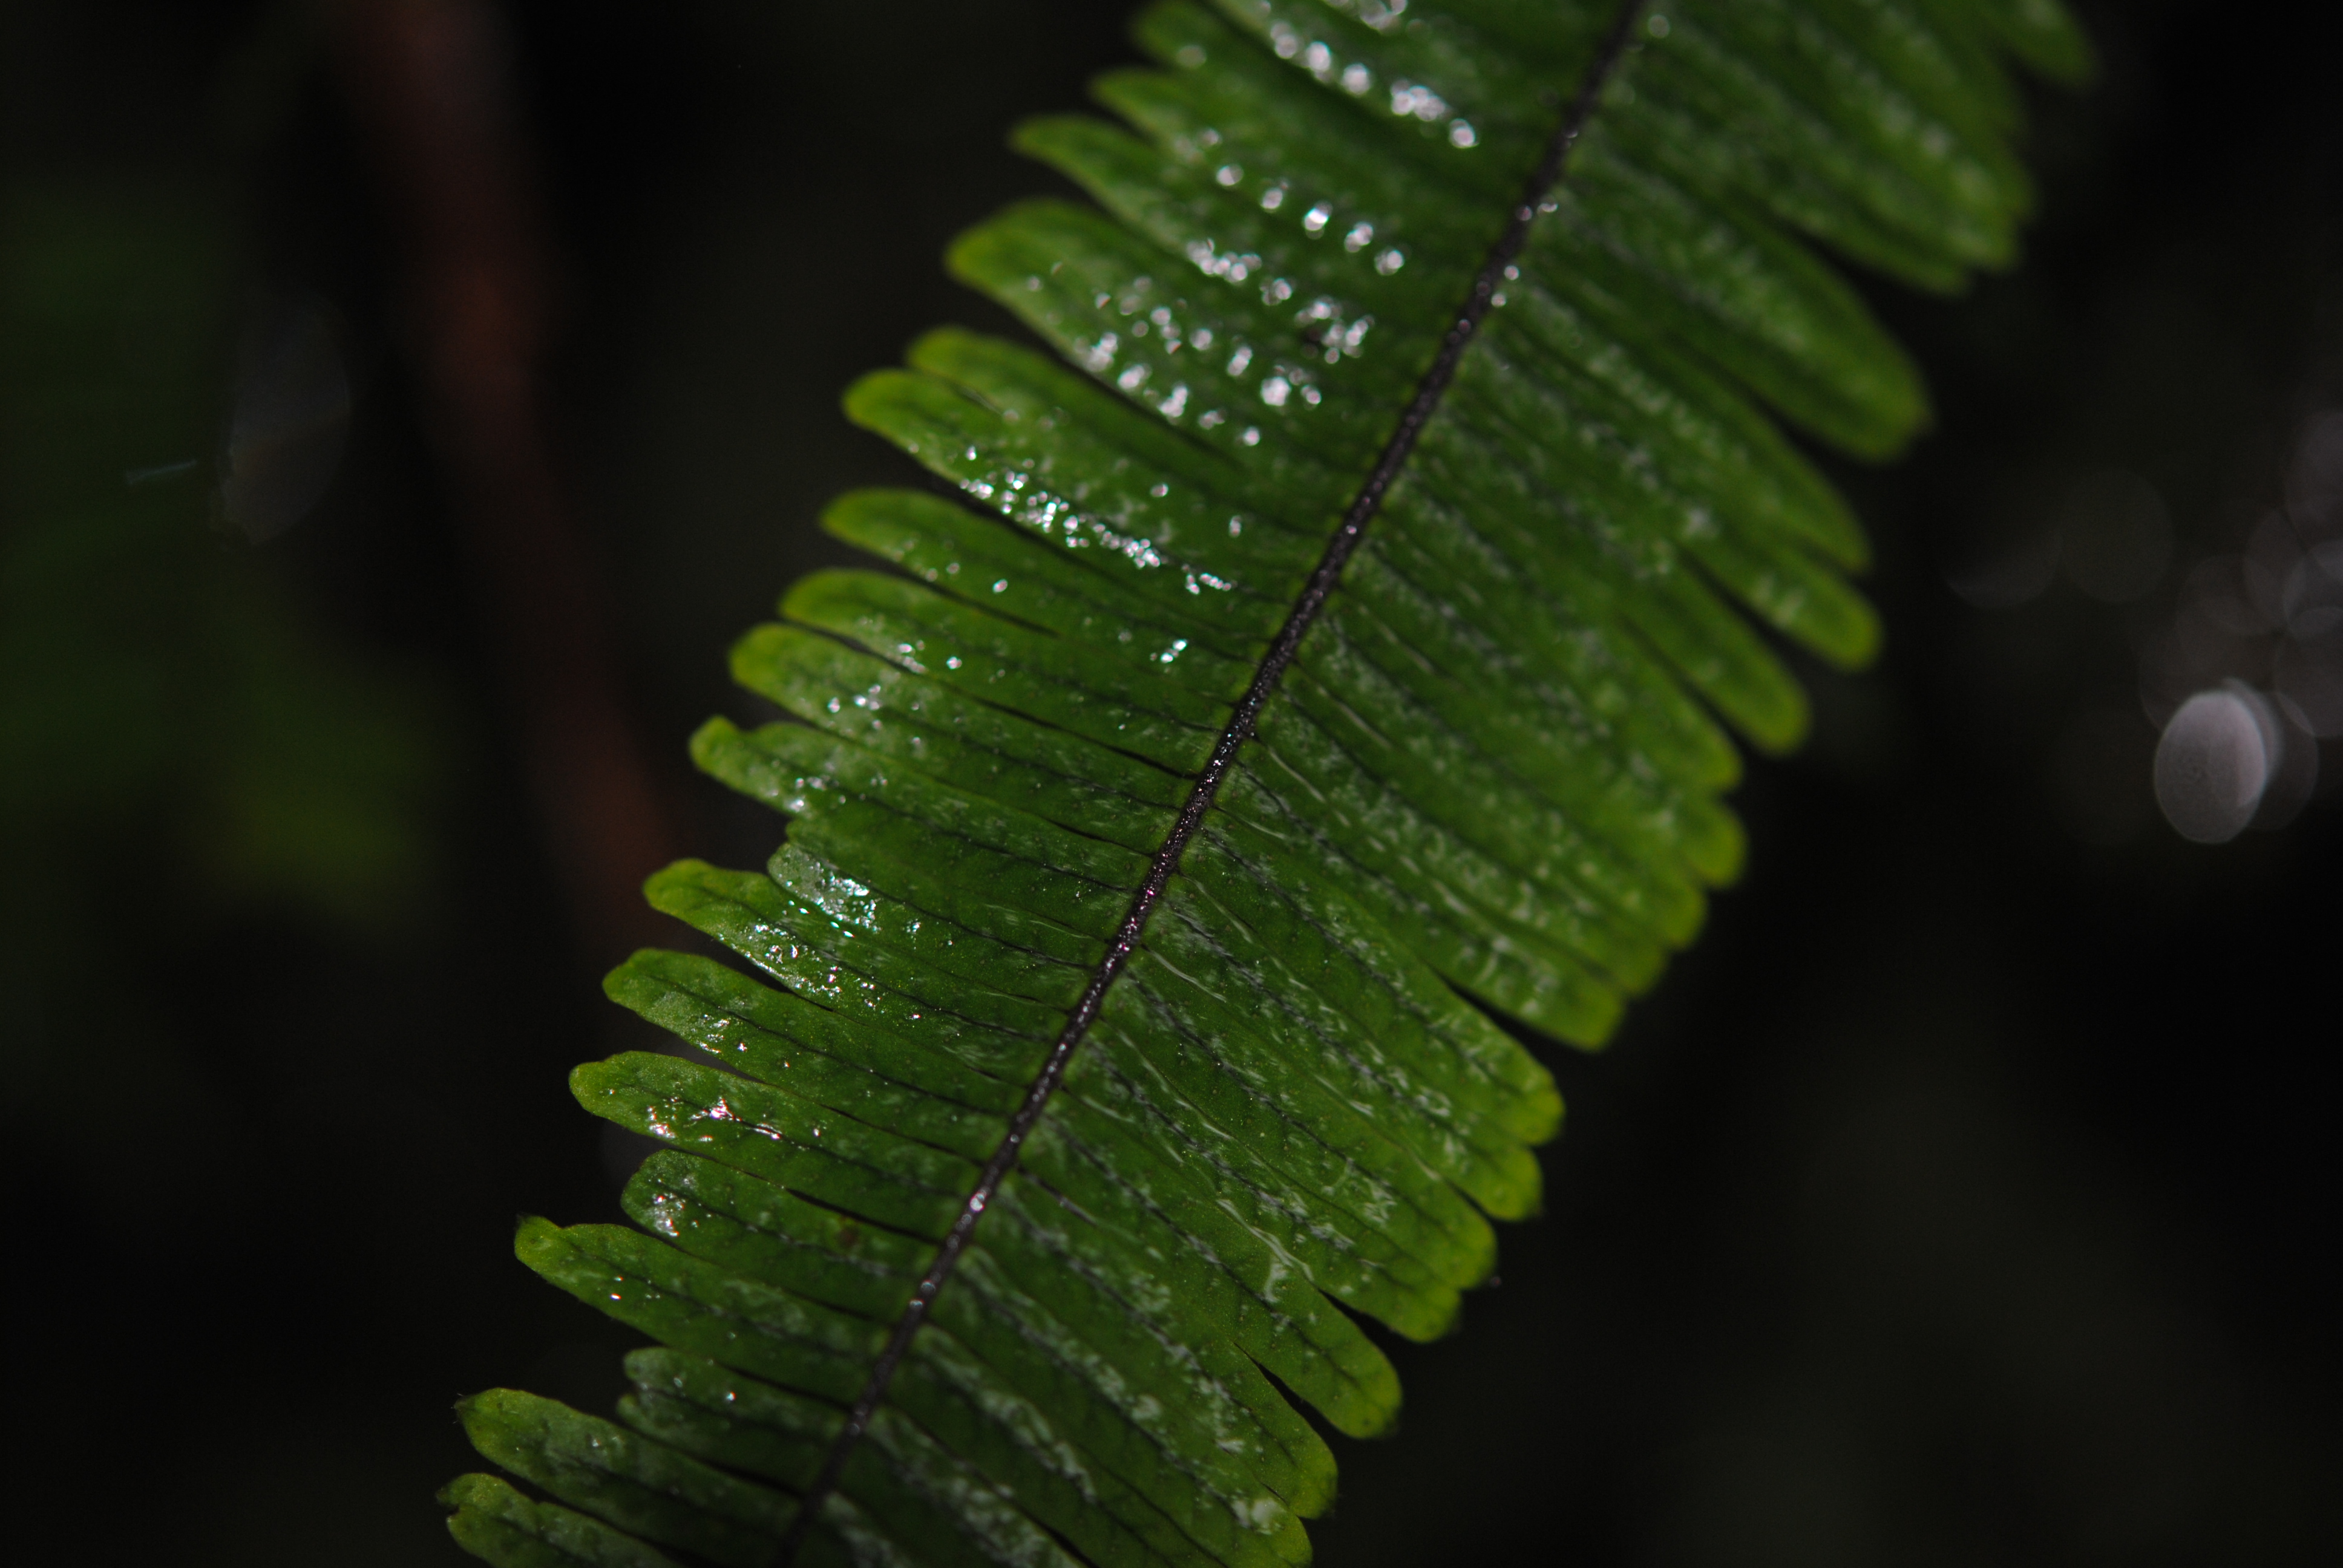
<box><xmin>441</xmin><ymin>2</ymin><xmax>2086</xmax><ymax>1563</ymax></box>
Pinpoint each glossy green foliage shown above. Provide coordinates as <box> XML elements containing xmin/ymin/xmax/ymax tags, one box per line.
<box><xmin>446</xmin><ymin>2</ymin><xmax>2083</xmax><ymax>1563</ymax></box>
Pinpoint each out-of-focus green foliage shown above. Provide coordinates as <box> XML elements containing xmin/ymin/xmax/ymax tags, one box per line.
<box><xmin>0</xmin><ymin>184</ymin><xmax>444</xmax><ymax>935</ymax></box>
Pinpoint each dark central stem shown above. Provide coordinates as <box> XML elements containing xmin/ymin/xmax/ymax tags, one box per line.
<box><xmin>776</xmin><ymin>5</ymin><xmax>1645</xmax><ymax>1553</ymax></box>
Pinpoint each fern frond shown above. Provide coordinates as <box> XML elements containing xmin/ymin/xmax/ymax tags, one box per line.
<box><xmin>444</xmin><ymin>2</ymin><xmax>2083</xmax><ymax>1563</ymax></box>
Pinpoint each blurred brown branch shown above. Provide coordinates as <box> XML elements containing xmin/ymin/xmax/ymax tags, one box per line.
<box><xmin>332</xmin><ymin>0</ymin><xmax>677</xmax><ymax>958</ymax></box>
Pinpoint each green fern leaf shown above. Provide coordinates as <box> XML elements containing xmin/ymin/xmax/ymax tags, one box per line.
<box><xmin>442</xmin><ymin>2</ymin><xmax>2084</xmax><ymax>1562</ymax></box>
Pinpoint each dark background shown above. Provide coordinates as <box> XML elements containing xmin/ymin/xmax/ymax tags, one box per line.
<box><xmin>3</xmin><ymin>1</ymin><xmax>2337</xmax><ymax>1562</ymax></box>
